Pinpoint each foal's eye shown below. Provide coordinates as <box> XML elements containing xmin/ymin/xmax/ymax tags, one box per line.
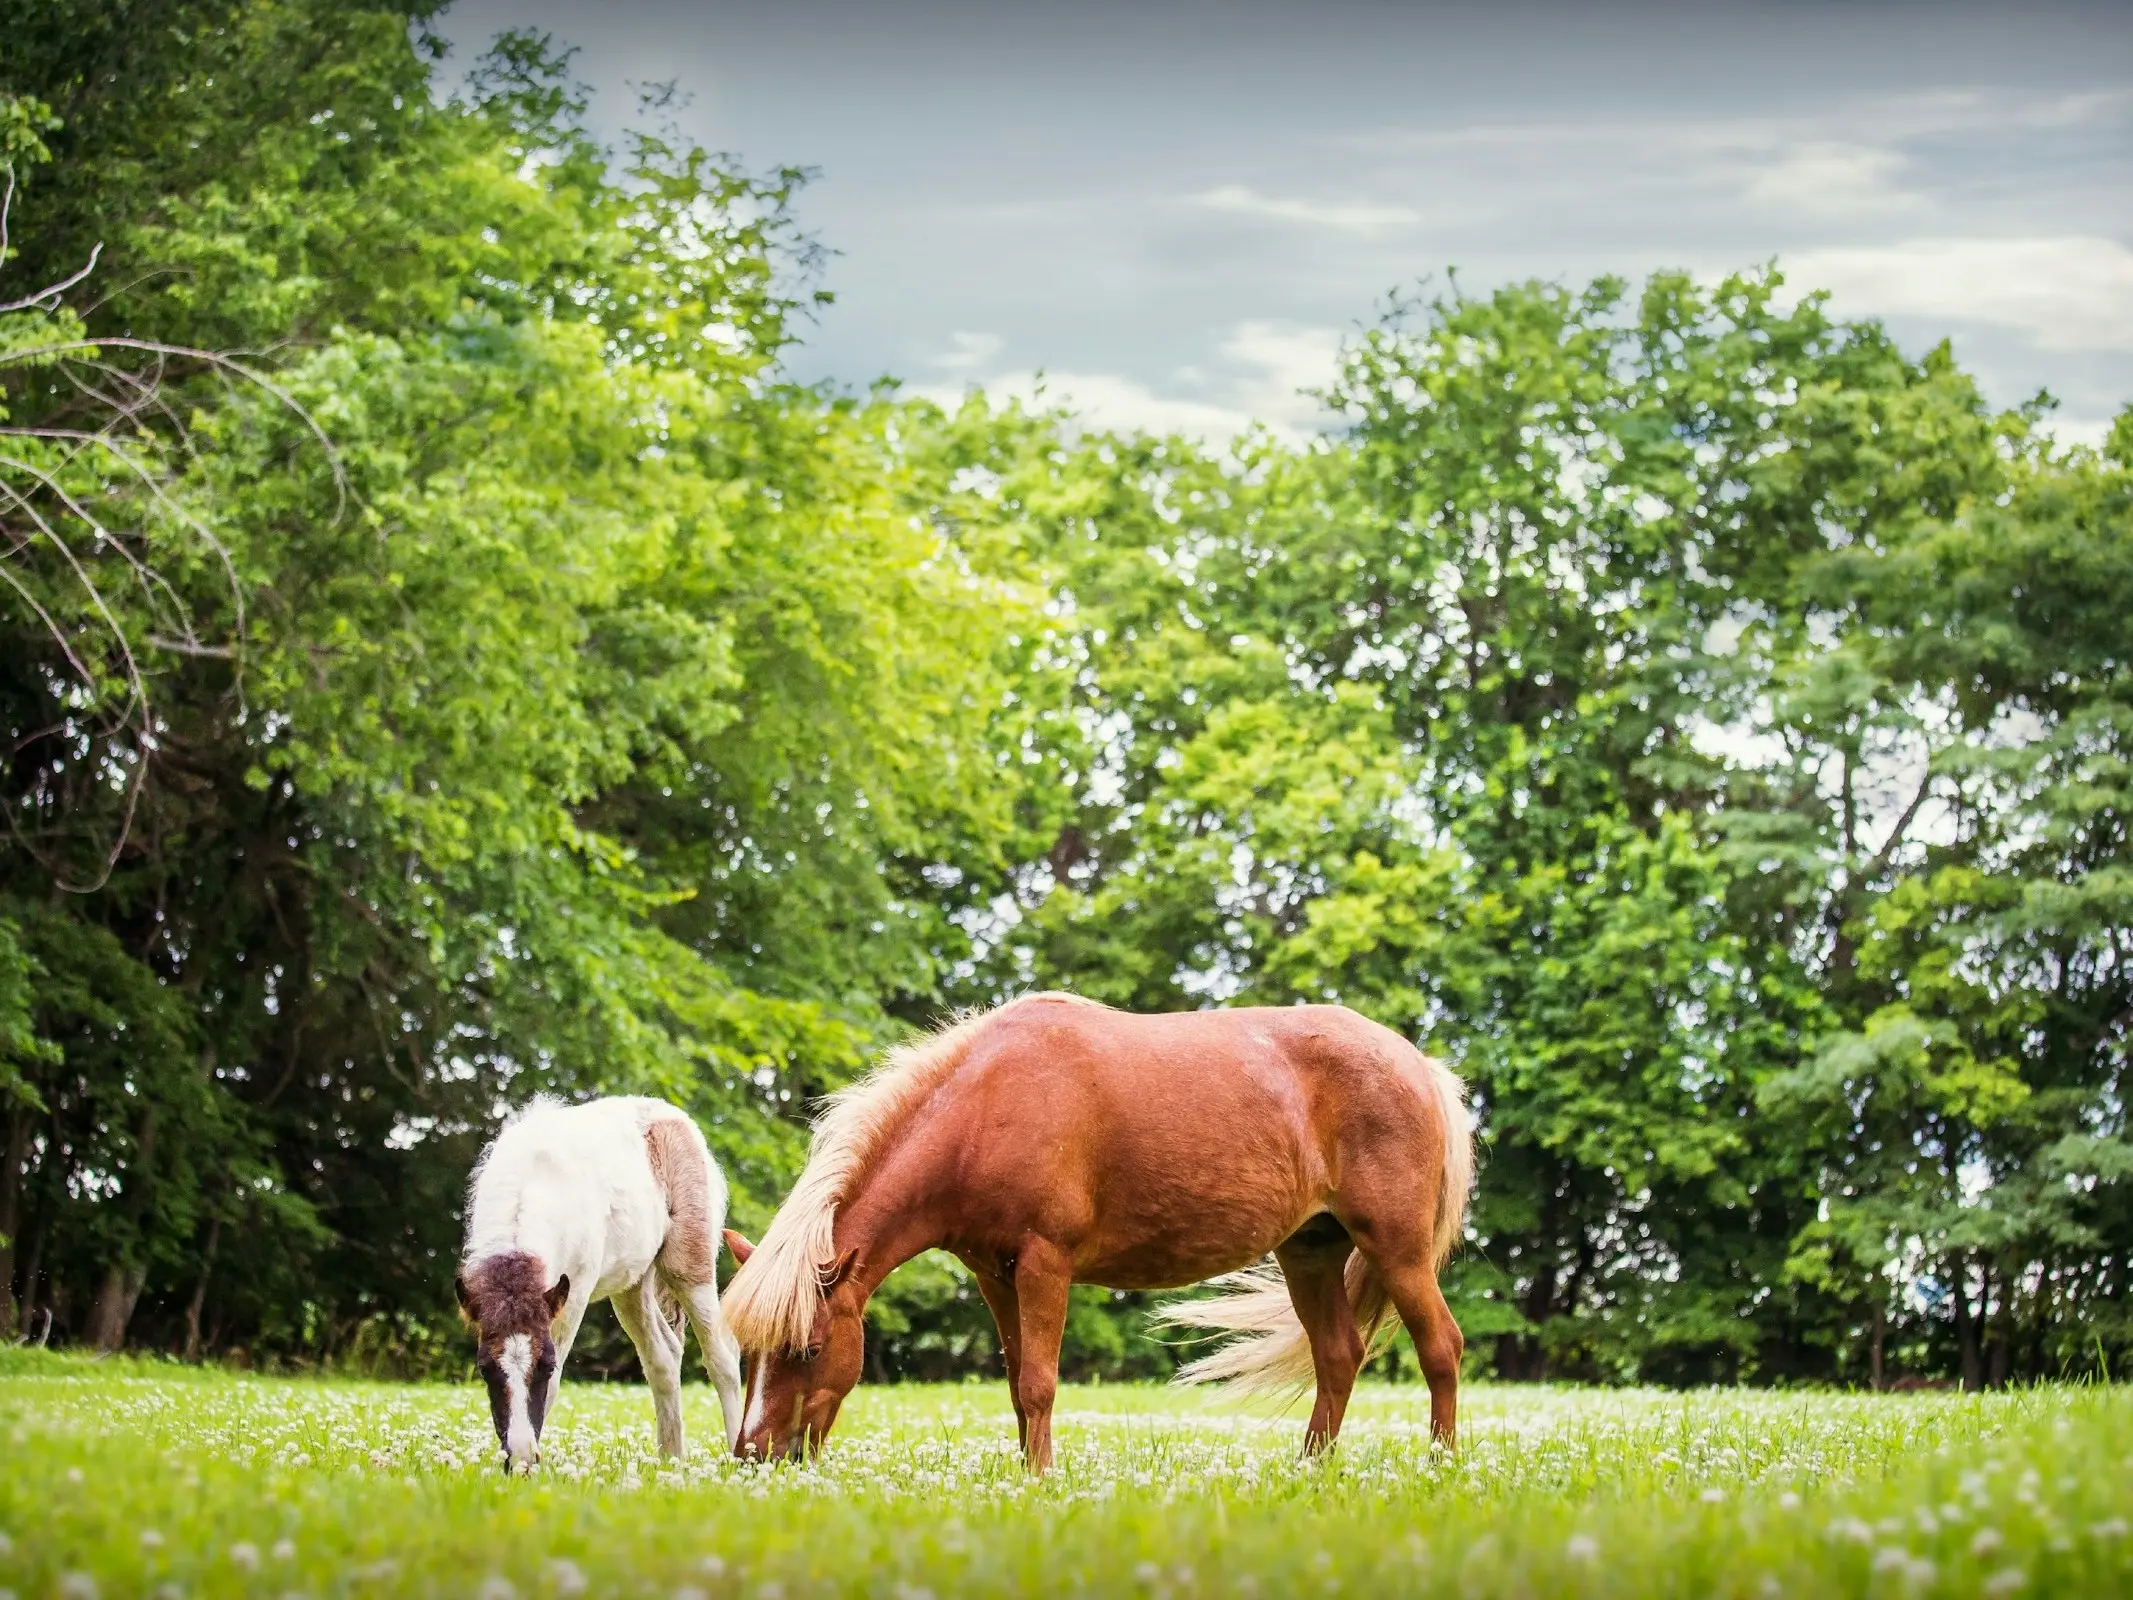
<box><xmin>797</xmin><ymin>1345</ymin><xmax>821</xmax><ymax>1364</ymax></box>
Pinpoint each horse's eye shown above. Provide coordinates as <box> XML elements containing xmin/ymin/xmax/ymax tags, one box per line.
<box><xmin>798</xmin><ymin>1345</ymin><xmax>821</xmax><ymax>1363</ymax></box>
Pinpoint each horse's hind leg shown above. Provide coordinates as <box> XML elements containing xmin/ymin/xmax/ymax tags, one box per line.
<box><xmin>1377</xmin><ymin>1262</ymin><xmax>1462</xmax><ymax>1446</ymax></box>
<box><xmin>1336</xmin><ymin>1179</ymin><xmax>1465</xmax><ymax>1447</ymax></box>
<box><xmin>1342</xmin><ymin>1217</ymin><xmax>1463</xmax><ymax>1447</ymax></box>
<box><xmin>614</xmin><ymin>1274</ymin><xmax>688</xmax><ymax>1458</ymax></box>
<box><xmin>1273</xmin><ymin>1232</ymin><xmax>1365</xmax><ymax>1455</ymax></box>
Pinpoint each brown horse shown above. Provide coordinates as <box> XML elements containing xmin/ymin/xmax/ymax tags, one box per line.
<box><xmin>720</xmin><ymin>993</ymin><xmax>1472</xmax><ymax>1471</ymax></box>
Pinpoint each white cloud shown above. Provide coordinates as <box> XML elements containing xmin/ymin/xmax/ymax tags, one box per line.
<box><xmin>1739</xmin><ymin>142</ymin><xmax>1919</xmax><ymax>219</ymax></box>
<box><xmin>931</xmin><ymin>330</ymin><xmax>1003</xmax><ymax>372</ymax></box>
<box><xmin>1784</xmin><ymin>236</ymin><xmax>2133</xmax><ymax>351</ymax></box>
<box><xmin>908</xmin><ymin>319</ymin><xmax>1346</xmax><ymax>446</ymax></box>
<box><xmin>1193</xmin><ymin>184</ymin><xmax>1420</xmax><ymax>238</ymax></box>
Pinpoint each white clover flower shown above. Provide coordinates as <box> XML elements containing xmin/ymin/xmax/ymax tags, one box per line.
<box><xmin>272</xmin><ymin>1540</ymin><xmax>295</xmax><ymax>1562</ymax></box>
<box><xmin>64</xmin><ymin>1468</ymin><xmax>84</xmax><ymax>1485</ymax></box>
<box><xmin>1700</xmin><ymin>1487</ymin><xmax>1726</xmax><ymax>1505</ymax></box>
<box><xmin>476</xmin><ymin>1577</ymin><xmax>516</xmax><ymax>1600</ymax></box>
<box><xmin>2092</xmin><ymin>1519</ymin><xmax>2128</xmax><ymax>1540</ymax></box>
<box><xmin>1871</xmin><ymin>1547</ymin><xmax>1911</xmax><ymax>1573</ymax></box>
<box><xmin>1565</xmin><ymin>1534</ymin><xmax>1599</xmax><ymax>1562</ymax></box>
<box><xmin>1971</xmin><ymin>1528</ymin><xmax>2004</xmax><ymax>1558</ymax></box>
<box><xmin>140</xmin><ymin>1529</ymin><xmax>164</xmax><ymax>1549</ymax></box>
<box><xmin>58</xmin><ymin>1577</ymin><xmax>98</xmax><ymax>1600</ymax></box>
<box><xmin>1981</xmin><ymin>1570</ymin><xmax>2026</xmax><ymax>1596</ymax></box>
<box><xmin>231</xmin><ymin>1543</ymin><xmax>262</xmax><ymax>1572</ymax></box>
<box><xmin>699</xmin><ymin>1556</ymin><xmax>727</xmax><ymax>1578</ymax></box>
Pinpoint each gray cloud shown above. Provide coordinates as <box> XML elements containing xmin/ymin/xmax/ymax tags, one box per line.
<box><xmin>441</xmin><ymin>0</ymin><xmax>2133</xmax><ymax>440</ymax></box>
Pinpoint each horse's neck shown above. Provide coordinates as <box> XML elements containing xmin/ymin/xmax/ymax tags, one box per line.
<box><xmin>837</xmin><ymin>1148</ymin><xmax>948</xmax><ymax>1300</ymax></box>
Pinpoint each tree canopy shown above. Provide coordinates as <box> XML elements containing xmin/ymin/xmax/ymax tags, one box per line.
<box><xmin>3</xmin><ymin>1</ymin><xmax>2127</xmax><ymax>1387</ymax></box>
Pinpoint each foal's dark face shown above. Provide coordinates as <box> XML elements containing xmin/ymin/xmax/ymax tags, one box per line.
<box><xmin>455</xmin><ymin>1254</ymin><xmax>569</xmax><ymax>1474</ymax></box>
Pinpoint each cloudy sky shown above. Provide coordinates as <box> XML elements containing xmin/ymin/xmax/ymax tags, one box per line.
<box><xmin>441</xmin><ymin>0</ymin><xmax>2133</xmax><ymax>444</ymax></box>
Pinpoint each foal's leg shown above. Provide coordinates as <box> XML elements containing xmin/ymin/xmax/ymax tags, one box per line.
<box><xmin>613</xmin><ymin>1274</ymin><xmax>688</xmax><ymax>1458</ymax></box>
<box><xmin>545</xmin><ymin>1285</ymin><xmax>593</xmax><ymax>1425</ymax></box>
<box><xmin>679</xmin><ymin>1280</ymin><xmax>746</xmax><ymax>1450</ymax></box>
<box><xmin>1009</xmin><ymin>1242</ymin><xmax>1072</xmax><ymax>1474</ymax></box>
<box><xmin>1274</xmin><ymin>1237</ymin><xmax>1365</xmax><ymax>1455</ymax></box>
<box><xmin>966</xmin><ymin>1260</ymin><xmax>1027</xmax><ymax>1453</ymax></box>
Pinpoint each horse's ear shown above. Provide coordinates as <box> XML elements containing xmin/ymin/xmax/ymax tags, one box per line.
<box><xmin>722</xmin><ymin>1228</ymin><xmax>755</xmax><ymax>1265</ymax></box>
<box><xmin>823</xmin><ymin>1247</ymin><xmax>859</xmax><ymax>1290</ymax></box>
<box><xmin>453</xmin><ymin>1271</ymin><xmax>476</xmax><ymax>1324</ymax></box>
<box><xmin>544</xmin><ymin>1274</ymin><xmax>571</xmax><ymax>1318</ymax></box>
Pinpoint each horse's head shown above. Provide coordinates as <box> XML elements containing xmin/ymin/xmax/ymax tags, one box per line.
<box><xmin>454</xmin><ymin>1252</ymin><xmax>570</xmax><ymax>1474</ymax></box>
<box><xmin>723</xmin><ymin>1229</ymin><xmax>865</xmax><ymax>1461</ymax></box>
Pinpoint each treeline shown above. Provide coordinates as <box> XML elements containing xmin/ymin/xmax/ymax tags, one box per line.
<box><xmin>2</xmin><ymin>2</ymin><xmax>2127</xmax><ymax>1389</ymax></box>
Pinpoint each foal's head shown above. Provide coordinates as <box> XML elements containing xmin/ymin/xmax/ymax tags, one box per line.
<box><xmin>723</xmin><ymin>1230</ymin><xmax>865</xmax><ymax>1461</ymax></box>
<box><xmin>454</xmin><ymin>1252</ymin><xmax>570</xmax><ymax>1474</ymax></box>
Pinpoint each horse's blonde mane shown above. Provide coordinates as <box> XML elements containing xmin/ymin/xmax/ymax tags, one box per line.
<box><xmin>722</xmin><ymin>993</ymin><xmax>1101</xmax><ymax>1354</ymax></box>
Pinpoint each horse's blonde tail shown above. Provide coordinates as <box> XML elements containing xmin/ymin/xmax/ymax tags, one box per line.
<box><xmin>1156</xmin><ymin>1049</ymin><xmax>1472</xmax><ymax>1396</ymax></box>
<box><xmin>1424</xmin><ymin>1052</ymin><xmax>1474</xmax><ymax>1270</ymax></box>
<box><xmin>1157</xmin><ymin>1256</ymin><xmax>1399</xmax><ymax>1395</ymax></box>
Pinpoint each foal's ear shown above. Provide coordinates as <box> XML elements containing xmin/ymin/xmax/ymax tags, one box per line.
<box><xmin>722</xmin><ymin>1228</ymin><xmax>756</xmax><ymax>1265</ymax></box>
<box><xmin>822</xmin><ymin>1247</ymin><xmax>859</xmax><ymax>1291</ymax></box>
<box><xmin>453</xmin><ymin>1271</ymin><xmax>475</xmax><ymax>1324</ymax></box>
<box><xmin>544</xmin><ymin>1274</ymin><xmax>571</xmax><ymax>1318</ymax></box>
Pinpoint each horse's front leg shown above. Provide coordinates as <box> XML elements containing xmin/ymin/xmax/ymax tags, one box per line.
<box><xmin>965</xmin><ymin>1258</ymin><xmax>1026</xmax><ymax>1453</ymax></box>
<box><xmin>1009</xmin><ymin>1243</ymin><xmax>1071</xmax><ymax>1474</ymax></box>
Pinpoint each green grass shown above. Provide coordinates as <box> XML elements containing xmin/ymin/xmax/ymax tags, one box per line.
<box><xmin>1</xmin><ymin>1352</ymin><xmax>2128</xmax><ymax>1597</ymax></box>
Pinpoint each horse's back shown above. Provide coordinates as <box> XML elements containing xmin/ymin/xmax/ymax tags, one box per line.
<box><xmin>937</xmin><ymin>999</ymin><xmax>1439</xmax><ymax>1285</ymax></box>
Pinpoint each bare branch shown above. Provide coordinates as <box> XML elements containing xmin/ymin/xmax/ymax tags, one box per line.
<box><xmin>0</xmin><ymin>240</ymin><xmax>104</xmax><ymax>315</ymax></box>
<box><xmin>1862</xmin><ymin>771</ymin><xmax>1938</xmax><ymax>886</ymax></box>
<box><xmin>143</xmin><ymin>634</ymin><xmax>237</xmax><ymax>659</ymax></box>
<box><xmin>0</xmin><ymin>336</ymin><xmax>347</xmax><ymax>518</ymax></box>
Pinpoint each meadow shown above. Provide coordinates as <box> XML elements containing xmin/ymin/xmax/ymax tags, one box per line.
<box><xmin>1</xmin><ymin>1353</ymin><xmax>2129</xmax><ymax>1599</ymax></box>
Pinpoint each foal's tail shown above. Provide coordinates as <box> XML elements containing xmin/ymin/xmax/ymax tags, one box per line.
<box><xmin>1157</xmin><ymin>1052</ymin><xmax>1472</xmax><ymax>1396</ymax></box>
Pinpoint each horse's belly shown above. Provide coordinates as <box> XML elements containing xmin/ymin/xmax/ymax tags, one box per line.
<box><xmin>1074</xmin><ymin>1155</ymin><xmax>1320</xmax><ymax>1290</ymax></box>
<box><xmin>1079</xmin><ymin>1221</ymin><xmax>1300</xmax><ymax>1292</ymax></box>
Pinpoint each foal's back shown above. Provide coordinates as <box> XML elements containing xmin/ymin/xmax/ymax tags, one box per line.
<box><xmin>466</xmin><ymin>1096</ymin><xmax>702</xmax><ymax>1291</ymax></box>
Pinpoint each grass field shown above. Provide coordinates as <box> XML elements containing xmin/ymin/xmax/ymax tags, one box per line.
<box><xmin>1</xmin><ymin>1352</ymin><xmax>2128</xmax><ymax>1598</ymax></box>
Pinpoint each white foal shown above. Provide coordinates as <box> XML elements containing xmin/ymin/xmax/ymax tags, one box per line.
<box><xmin>456</xmin><ymin>1096</ymin><xmax>745</xmax><ymax>1473</ymax></box>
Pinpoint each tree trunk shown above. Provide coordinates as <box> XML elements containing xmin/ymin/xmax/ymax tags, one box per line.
<box><xmin>1987</xmin><ymin>1265</ymin><xmax>2012</xmax><ymax>1389</ymax></box>
<box><xmin>87</xmin><ymin>1262</ymin><xmax>147</xmax><ymax>1352</ymax></box>
<box><xmin>183</xmin><ymin>1215</ymin><xmax>221</xmax><ymax>1362</ymax></box>
<box><xmin>0</xmin><ymin>1102</ymin><xmax>27</xmax><ymax>1337</ymax></box>
<box><xmin>87</xmin><ymin>1106</ymin><xmax>160</xmax><ymax>1353</ymax></box>
<box><xmin>17</xmin><ymin>1206</ymin><xmax>47</xmax><ymax>1330</ymax></box>
<box><xmin>1951</xmin><ymin>1254</ymin><xmax>1984</xmax><ymax>1391</ymax></box>
<box><xmin>1869</xmin><ymin>1300</ymin><xmax>1885</xmax><ymax>1391</ymax></box>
